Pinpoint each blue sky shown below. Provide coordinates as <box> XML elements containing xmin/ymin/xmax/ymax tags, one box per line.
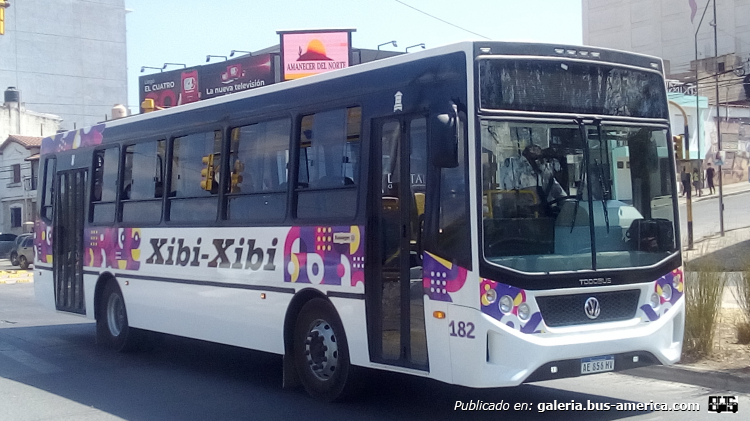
<box><xmin>124</xmin><ymin>0</ymin><xmax>583</xmax><ymax>112</ymax></box>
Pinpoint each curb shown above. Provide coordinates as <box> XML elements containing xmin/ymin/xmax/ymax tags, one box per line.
<box><xmin>623</xmin><ymin>365</ymin><xmax>750</xmax><ymax>393</ymax></box>
<box><xmin>679</xmin><ymin>187</ymin><xmax>750</xmax><ymax>205</ymax></box>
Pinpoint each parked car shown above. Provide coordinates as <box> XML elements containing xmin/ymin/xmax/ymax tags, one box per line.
<box><xmin>0</xmin><ymin>233</ymin><xmax>18</xmax><ymax>259</ymax></box>
<box><xmin>10</xmin><ymin>233</ymin><xmax>33</xmax><ymax>265</ymax></box>
<box><xmin>15</xmin><ymin>236</ymin><xmax>34</xmax><ymax>269</ymax></box>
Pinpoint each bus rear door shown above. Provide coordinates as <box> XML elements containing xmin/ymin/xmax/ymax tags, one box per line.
<box><xmin>53</xmin><ymin>169</ymin><xmax>87</xmax><ymax>314</ymax></box>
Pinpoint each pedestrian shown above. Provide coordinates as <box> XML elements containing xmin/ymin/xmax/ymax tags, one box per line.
<box><xmin>680</xmin><ymin>167</ymin><xmax>690</xmax><ymax>197</ymax></box>
<box><xmin>692</xmin><ymin>168</ymin><xmax>702</xmax><ymax>197</ymax></box>
<box><xmin>705</xmin><ymin>163</ymin><xmax>715</xmax><ymax>195</ymax></box>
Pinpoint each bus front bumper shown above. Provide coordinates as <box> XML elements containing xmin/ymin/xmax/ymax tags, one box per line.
<box><xmin>447</xmin><ymin>297</ymin><xmax>684</xmax><ymax>388</ymax></box>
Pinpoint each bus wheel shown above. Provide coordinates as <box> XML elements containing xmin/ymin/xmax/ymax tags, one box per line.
<box><xmin>293</xmin><ymin>298</ymin><xmax>353</xmax><ymax>402</ymax></box>
<box><xmin>96</xmin><ymin>281</ymin><xmax>138</xmax><ymax>352</ymax></box>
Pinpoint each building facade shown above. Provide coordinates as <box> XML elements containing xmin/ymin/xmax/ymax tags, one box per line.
<box><xmin>583</xmin><ymin>0</ymin><xmax>750</xmax><ymax>182</ymax></box>
<box><xmin>0</xmin><ymin>0</ymin><xmax>127</xmax><ymax>130</ymax></box>
<box><xmin>0</xmin><ymin>135</ymin><xmax>42</xmax><ymax>235</ymax></box>
<box><xmin>582</xmin><ymin>0</ymin><xmax>750</xmax><ymax>77</ymax></box>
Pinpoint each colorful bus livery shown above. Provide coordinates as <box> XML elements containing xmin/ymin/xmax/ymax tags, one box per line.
<box><xmin>35</xmin><ymin>41</ymin><xmax>683</xmax><ymax>401</ymax></box>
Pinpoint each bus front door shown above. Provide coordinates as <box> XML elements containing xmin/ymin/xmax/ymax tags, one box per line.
<box><xmin>370</xmin><ymin>116</ymin><xmax>428</xmax><ymax>370</ymax></box>
<box><xmin>53</xmin><ymin>170</ymin><xmax>87</xmax><ymax>314</ymax></box>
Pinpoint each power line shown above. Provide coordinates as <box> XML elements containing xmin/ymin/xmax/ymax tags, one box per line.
<box><xmin>393</xmin><ymin>0</ymin><xmax>490</xmax><ymax>40</ymax></box>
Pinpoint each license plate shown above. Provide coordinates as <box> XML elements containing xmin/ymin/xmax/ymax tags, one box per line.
<box><xmin>581</xmin><ymin>355</ymin><xmax>615</xmax><ymax>374</ymax></box>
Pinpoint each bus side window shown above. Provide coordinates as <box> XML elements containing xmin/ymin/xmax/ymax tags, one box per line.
<box><xmin>226</xmin><ymin>118</ymin><xmax>290</xmax><ymax>222</ymax></box>
<box><xmin>41</xmin><ymin>157</ymin><xmax>56</xmax><ymax>221</ymax></box>
<box><xmin>435</xmin><ymin>113</ymin><xmax>471</xmax><ymax>270</ymax></box>
<box><xmin>168</xmin><ymin>130</ymin><xmax>221</xmax><ymax>222</ymax></box>
<box><xmin>90</xmin><ymin>147</ymin><xmax>120</xmax><ymax>224</ymax></box>
<box><xmin>120</xmin><ymin>140</ymin><xmax>165</xmax><ymax>224</ymax></box>
<box><xmin>295</xmin><ymin>107</ymin><xmax>360</xmax><ymax>219</ymax></box>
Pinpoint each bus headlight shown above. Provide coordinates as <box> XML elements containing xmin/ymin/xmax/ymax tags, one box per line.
<box><xmin>499</xmin><ymin>295</ymin><xmax>513</xmax><ymax>314</ymax></box>
<box><xmin>650</xmin><ymin>293</ymin><xmax>660</xmax><ymax>309</ymax></box>
<box><xmin>518</xmin><ymin>303</ymin><xmax>531</xmax><ymax>321</ymax></box>
<box><xmin>661</xmin><ymin>284</ymin><xmax>672</xmax><ymax>301</ymax></box>
<box><xmin>485</xmin><ymin>289</ymin><xmax>497</xmax><ymax>304</ymax></box>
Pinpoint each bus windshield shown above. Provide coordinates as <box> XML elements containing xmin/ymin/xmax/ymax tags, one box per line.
<box><xmin>480</xmin><ymin>120</ymin><xmax>677</xmax><ymax>273</ymax></box>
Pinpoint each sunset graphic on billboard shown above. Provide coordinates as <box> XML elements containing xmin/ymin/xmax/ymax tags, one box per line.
<box><xmin>280</xmin><ymin>30</ymin><xmax>352</xmax><ymax>80</ymax></box>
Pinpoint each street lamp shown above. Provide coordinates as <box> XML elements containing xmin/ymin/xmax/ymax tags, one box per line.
<box><xmin>140</xmin><ymin>66</ymin><xmax>162</xmax><ymax>73</ymax></box>
<box><xmin>230</xmin><ymin>50</ymin><xmax>252</xmax><ymax>57</ymax></box>
<box><xmin>405</xmin><ymin>43</ymin><xmax>425</xmax><ymax>52</ymax></box>
<box><xmin>162</xmin><ymin>63</ymin><xmax>186</xmax><ymax>70</ymax></box>
<box><xmin>377</xmin><ymin>41</ymin><xmax>397</xmax><ymax>50</ymax></box>
<box><xmin>206</xmin><ymin>55</ymin><xmax>228</xmax><ymax>62</ymax></box>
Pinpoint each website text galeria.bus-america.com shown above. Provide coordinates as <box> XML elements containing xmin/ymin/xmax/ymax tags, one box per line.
<box><xmin>453</xmin><ymin>399</ymin><xmax>701</xmax><ymax>413</ymax></box>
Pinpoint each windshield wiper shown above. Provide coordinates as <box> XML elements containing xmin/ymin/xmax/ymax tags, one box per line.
<box><xmin>595</xmin><ymin>159</ymin><xmax>610</xmax><ymax>233</ymax></box>
<box><xmin>570</xmin><ymin>151</ymin><xmax>586</xmax><ymax>233</ymax></box>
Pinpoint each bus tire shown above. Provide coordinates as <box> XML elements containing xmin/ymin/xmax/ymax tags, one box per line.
<box><xmin>96</xmin><ymin>280</ymin><xmax>139</xmax><ymax>352</ymax></box>
<box><xmin>293</xmin><ymin>298</ymin><xmax>354</xmax><ymax>402</ymax></box>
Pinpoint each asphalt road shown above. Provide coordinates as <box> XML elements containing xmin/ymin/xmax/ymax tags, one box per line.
<box><xmin>679</xmin><ymin>190</ymin><xmax>750</xmax><ymax>245</ymax></box>
<box><xmin>1</xmin><ymin>282</ymin><xmax>748</xmax><ymax>420</ymax></box>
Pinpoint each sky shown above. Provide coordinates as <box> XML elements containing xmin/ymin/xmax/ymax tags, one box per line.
<box><xmin>124</xmin><ymin>0</ymin><xmax>583</xmax><ymax>113</ymax></box>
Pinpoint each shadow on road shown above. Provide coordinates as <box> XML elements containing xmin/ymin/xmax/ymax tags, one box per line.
<box><xmin>0</xmin><ymin>322</ymin><xmax>656</xmax><ymax>420</ymax></box>
<box><xmin>686</xmin><ymin>240</ymin><xmax>750</xmax><ymax>272</ymax></box>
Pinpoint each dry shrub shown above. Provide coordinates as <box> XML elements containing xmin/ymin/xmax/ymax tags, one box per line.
<box><xmin>683</xmin><ymin>259</ymin><xmax>726</xmax><ymax>358</ymax></box>
<box><xmin>733</xmin><ymin>264</ymin><xmax>750</xmax><ymax>344</ymax></box>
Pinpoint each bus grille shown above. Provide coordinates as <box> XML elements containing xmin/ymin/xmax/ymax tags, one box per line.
<box><xmin>535</xmin><ymin>290</ymin><xmax>640</xmax><ymax>327</ymax></box>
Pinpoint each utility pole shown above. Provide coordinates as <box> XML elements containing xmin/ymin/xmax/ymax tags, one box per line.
<box><xmin>712</xmin><ymin>0</ymin><xmax>725</xmax><ymax>236</ymax></box>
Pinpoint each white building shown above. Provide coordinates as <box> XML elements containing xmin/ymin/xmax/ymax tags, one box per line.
<box><xmin>0</xmin><ymin>0</ymin><xmax>127</xmax><ymax>130</ymax></box>
<box><xmin>582</xmin><ymin>0</ymin><xmax>750</xmax><ymax>77</ymax></box>
<box><xmin>583</xmin><ymin>0</ymin><xmax>750</xmax><ymax>183</ymax></box>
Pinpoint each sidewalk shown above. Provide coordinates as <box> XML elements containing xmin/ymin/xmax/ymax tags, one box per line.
<box><xmin>678</xmin><ymin>178</ymin><xmax>750</xmax><ymax>206</ymax></box>
<box><xmin>626</xmin><ymin>200</ymin><xmax>750</xmax><ymax>392</ymax></box>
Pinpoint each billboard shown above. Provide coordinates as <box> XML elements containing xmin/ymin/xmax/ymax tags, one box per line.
<box><xmin>200</xmin><ymin>54</ymin><xmax>275</xmax><ymax>100</ymax></box>
<box><xmin>279</xmin><ymin>29</ymin><xmax>354</xmax><ymax>81</ymax></box>
<box><xmin>139</xmin><ymin>68</ymin><xmax>201</xmax><ymax>112</ymax></box>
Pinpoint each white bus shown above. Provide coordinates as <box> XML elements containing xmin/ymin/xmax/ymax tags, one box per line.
<box><xmin>35</xmin><ymin>41</ymin><xmax>684</xmax><ymax>401</ymax></box>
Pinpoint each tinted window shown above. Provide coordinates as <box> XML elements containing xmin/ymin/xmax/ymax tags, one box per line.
<box><xmin>298</xmin><ymin>107</ymin><xmax>361</xmax><ymax>189</ymax></box>
<box><xmin>296</xmin><ymin>107</ymin><xmax>360</xmax><ymax>219</ymax></box>
<box><xmin>227</xmin><ymin>119</ymin><xmax>290</xmax><ymax>222</ymax></box>
<box><xmin>91</xmin><ymin>147</ymin><xmax>119</xmax><ymax>224</ymax></box>
<box><xmin>169</xmin><ymin>130</ymin><xmax>221</xmax><ymax>222</ymax></box>
<box><xmin>41</xmin><ymin>157</ymin><xmax>56</xmax><ymax>221</ymax></box>
<box><xmin>121</xmin><ymin>140</ymin><xmax>165</xmax><ymax>224</ymax></box>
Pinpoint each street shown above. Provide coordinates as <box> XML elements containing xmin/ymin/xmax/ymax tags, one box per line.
<box><xmin>679</xmin><ymin>189</ymin><xmax>750</xmax><ymax>245</ymax></box>
<box><xmin>1</xmin><ymin>282</ymin><xmax>747</xmax><ymax>421</ymax></box>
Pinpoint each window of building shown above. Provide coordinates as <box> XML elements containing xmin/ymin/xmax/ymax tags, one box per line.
<box><xmin>12</xmin><ymin>164</ymin><xmax>20</xmax><ymax>184</ymax></box>
<box><xmin>120</xmin><ymin>140</ymin><xmax>165</xmax><ymax>224</ymax></box>
<box><xmin>296</xmin><ymin>107</ymin><xmax>360</xmax><ymax>219</ymax></box>
<box><xmin>11</xmin><ymin>207</ymin><xmax>22</xmax><ymax>228</ymax></box>
<box><xmin>227</xmin><ymin>118</ymin><xmax>290</xmax><ymax>222</ymax></box>
<box><xmin>31</xmin><ymin>160</ymin><xmax>39</xmax><ymax>190</ymax></box>
<box><xmin>90</xmin><ymin>147</ymin><xmax>120</xmax><ymax>224</ymax></box>
<box><xmin>168</xmin><ymin>130</ymin><xmax>222</xmax><ymax>222</ymax></box>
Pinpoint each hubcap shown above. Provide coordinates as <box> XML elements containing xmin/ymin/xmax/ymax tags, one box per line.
<box><xmin>107</xmin><ymin>293</ymin><xmax>126</xmax><ymax>337</ymax></box>
<box><xmin>304</xmin><ymin>319</ymin><xmax>338</xmax><ymax>381</ymax></box>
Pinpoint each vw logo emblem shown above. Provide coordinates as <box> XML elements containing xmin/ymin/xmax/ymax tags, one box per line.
<box><xmin>584</xmin><ymin>297</ymin><xmax>601</xmax><ymax>320</ymax></box>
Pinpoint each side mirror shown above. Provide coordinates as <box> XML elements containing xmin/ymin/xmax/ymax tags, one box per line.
<box><xmin>430</xmin><ymin>107</ymin><xmax>459</xmax><ymax>168</ymax></box>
